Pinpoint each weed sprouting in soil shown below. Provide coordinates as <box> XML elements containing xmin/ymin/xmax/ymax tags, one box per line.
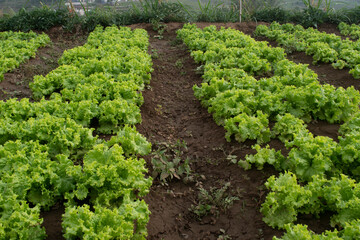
<box><xmin>218</xmin><ymin>228</ymin><xmax>232</xmax><ymax>240</ymax></box>
<box><xmin>175</xmin><ymin>59</ymin><xmax>184</xmax><ymax>69</ymax></box>
<box><xmin>150</xmin><ymin>48</ymin><xmax>159</xmax><ymax>59</ymax></box>
<box><xmin>189</xmin><ymin>182</ymin><xmax>240</xmax><ymax>220</ymax></box>
<box><xmin>150</xmin><ymin>140</ymin><xmax>193</xmax><ymax>185</ymax></box>
<box><xmin>151</xmin><ymin>19</ymin><xmax>167</xmax><ymax>39</ymax></box>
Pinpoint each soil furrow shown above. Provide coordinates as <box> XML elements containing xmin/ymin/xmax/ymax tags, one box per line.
<box><xmin>136</xmin><ymin>23</ymin><xmax>284</xmax><ymax>240</ymax></box>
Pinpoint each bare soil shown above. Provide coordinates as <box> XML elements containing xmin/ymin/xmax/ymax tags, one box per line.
<box><xmin>2</xmin><ymin>22</ymin><xmax>358</xmax><ymax>240</ymax></box>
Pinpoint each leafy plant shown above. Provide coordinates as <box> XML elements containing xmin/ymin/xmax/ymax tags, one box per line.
<box><xmin>0</xmin><ymin>114</ymin><xmax>96</xmax><ymax>160</ymax></box>
<box><xmin>151</xmin><ymin>48</ymin><xmax>159</xmax><ymax>59</ymax></box>
<box><xmin>301</xmin><ymin>0</ymin><xmax>333</xmax><ymax>13</ymax></box>
<box><xmin>196</xmin><ymin>0</ymin><xmax>238</xmax><ymax>22</ymax></box>
<box><xmin>0</xmin><ymin>5</ymin><xmax>69</xmax><ymax>32</ymax></box>
<box><xmin>252</xmin><ymin>7</ymin><xmax>290</xmax><ymax>23</ymax></box>
<box><xmin>218</xmin><ymin>229</ymin><xmax>232</xmax><ymax>240</ymax></box>
<box><xmin>29</xmin><ymin>26</ymin><xmax>152</xmax><ymax>134</ymax></box>
<box><xmin>273</xmin><ymin>224</ymin><xmax>341</xmax><ymax>240</ymax></box>
<box><xmin>261</xmin><ymin>172</ymin><xmax>315</xmax><ymax>229</ymax></box>
<box><xmin>254</xmin><ymin>22</ymin><xmax>360</xmax><ymax>80</ymax></box>
<box><xmin>0</xmin><ymin>187</ymin><xmax>46</xmax><ymax>240</ymax></box>
<box><xmin>338</xmin><ymin>22</ymin><xmax>360</xmax><ymax>39</ymax></box>
<box><xmin>107</xmin><ymin>125</ymin><xmax>152</xmax><ymax>156</ymax></box>
<box><xmin>175</xmin><ymin>59</ymin><xmax>184</xmax><ymax>69</ymax></box>
<box><xmin>306</xmin><ymin>42</ymin><xmax>338</xmax><ymax>64</ymax></box>
<box><xmin>151</xmin><ymin>140</ymin><xmax>192</xmax><ymax>184</ymax></box>
<box><xmin>0</xmin><ymin>30</ymin><xmax>50</xmax><ymax>81</ymax></box>
<box><xmin>131</xmin><ymin>0</ymin><xmax>188</xmax><ymax>23</ymax></box>
<box><xmin>62</xmin><ymin>202</ymin><xmax>150</xmax><ymax>240</ymax></box>
<box><xmin>189</xmin><ymin>182</ymin><xmax>239</xmax><ymax>219</ymax></box>
<box><xmin>237</xmin><ymin>0</ymin><xmax>282</xmax><ymax>20</ymax></box>
<box><xmin>262</xmin><ymin>171</ymin><xmax>360</xmax><ymax>233</ymax></box>
<box><xmin>239</xmin><ymin>144</ymin><xmax>285</xmax><ymax>171</ymax></box>
<box><xmin>224</xmin><ymin>111</ymin><xmax>271</xmax><ymax>144</ymax></box>
<box><xmin>0</xmin><ymin>25</ymin><xmax>153</xmax><ymax>239</ymax></box>
<box><xmin>151</xmin><ymin>18</ymin><xmax>167</xmax><ymax>39</ymax></box>
<box><xmin>271</xmin><ymin>114</ymin><xmax>309</xmax><ymax>143</ymax></box>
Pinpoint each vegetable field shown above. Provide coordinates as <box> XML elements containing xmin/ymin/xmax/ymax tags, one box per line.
<box><xmin>2</xmin><ymin>21</ymin><xmax>360</xmax><ymax>239</ymax></box>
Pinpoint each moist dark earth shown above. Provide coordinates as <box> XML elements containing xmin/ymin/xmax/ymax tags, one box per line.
<box><xmin>2</xmin><ymin>22</ymin><xmax>358</xmax><ymax>240</ymax></box>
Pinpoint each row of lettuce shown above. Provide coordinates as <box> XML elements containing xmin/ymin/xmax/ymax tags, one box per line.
<box><xmin>255</xmin><ymin>22</ymin><xmax>360</xmax><ymax>79</ymax></box>
<box><xmin>339</xmin><ymin>22</ymin><xmax>360</xmax><ymax>40</ymax></box>
<box><xmin>0</xmin><ymin>30</ymin><xmax>50</xmax><ymax>81</ymax></box>
<box><xmin>1</xmin><ymin>26</ymin><xmax>153</xmax><ymax>239</ymax></box>
<box><xmin>177</xmin><ymin>23</ymin><xmax>360</xmax><ymax>239</ymax></box>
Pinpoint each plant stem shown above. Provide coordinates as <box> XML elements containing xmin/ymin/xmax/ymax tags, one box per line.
<box><xmin>239</xmin><ymin>0</ymin><xmax>242</xmax><ymax>22</ymax></box>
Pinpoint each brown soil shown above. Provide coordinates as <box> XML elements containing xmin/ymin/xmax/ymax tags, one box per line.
<box><xmin>2</xmin><ymin>22</ymin><xmax>358</xmax><ymax>239</ymax></box>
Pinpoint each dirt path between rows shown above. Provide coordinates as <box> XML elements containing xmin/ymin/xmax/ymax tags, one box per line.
<box><xmin>134</xmin><ymin>22</ymin><xmax>285</xmax><ymax>240</ymax></box>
